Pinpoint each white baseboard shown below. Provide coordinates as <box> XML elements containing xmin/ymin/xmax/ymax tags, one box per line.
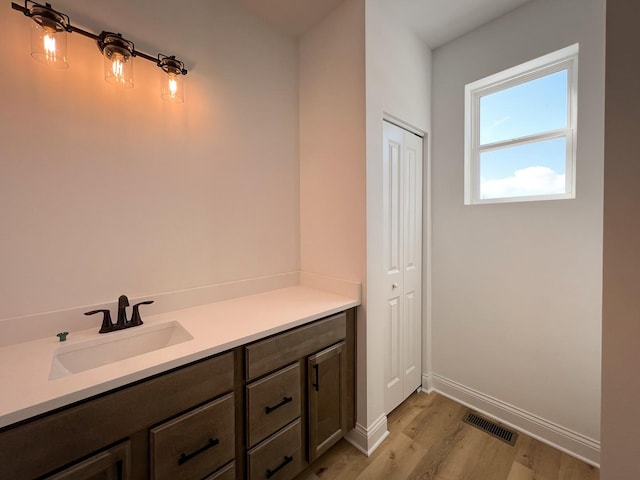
<box><xmin>422</xmin><ymin>373</ymin><xmax>434</xmax><ymax>393</ymax></box>
<box><xmin>430</xmin><ymin>373</ymin><xmax>600</xmax><ymax>468</ymax></box>
<box><xmin>345</xmin><ymin>413</ymin><xmax>389</xmax><ymax>456</ymax></box>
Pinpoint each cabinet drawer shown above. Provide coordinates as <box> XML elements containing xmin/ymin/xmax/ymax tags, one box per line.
<box><xmin>46</xmin><ymin>440</ymin><xmax>131</xmax><ymax>480</ymax></box>
<box><xmin>204</xmin><ymin>461</ymin><xmax>235</xmax><ymax>480</ymax></box>
<box><xmin>150</xmin><ymin>393</ymin><xmax>235</xmax><ymax>480</ymax></box>
<box><xmin>247</xmin><ymin>363</ymin><xmax>301</xmax><ymax>448</ymax></box>
<box><xmin>246</xmin><ymin>312</ymin><xmax>346</xmax><ymax>380</ymax></box>
<box><xmin>247</xmin><ymin>419</ymin><xmax>302</xmax><ymax>480</ymax></box>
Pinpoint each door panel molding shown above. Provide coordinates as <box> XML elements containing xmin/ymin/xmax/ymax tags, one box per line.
<box><xmin>383</xmin><ymin>120</ymin><xmax>423</xmax><ymax>414</ymax></box>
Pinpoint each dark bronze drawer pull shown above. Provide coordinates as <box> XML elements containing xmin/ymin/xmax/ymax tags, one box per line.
<box><xmin>178</xmin><ymin>437</ymin><xmax>219</xmax><ymax>466</ymax></box>
<box><xmin>312</xmin><ymin>364</ymin><xmax>319</xmax><ymax>391</ymax></box>
<box><xmin>265</xmin><ymin>396</ymin><xmax>293</xmax><ymax>415</ymax></box>
<box><xmin>266</xmin><ymin>455</ymin><xmax>293</xmax><ymax>478</ymax></box>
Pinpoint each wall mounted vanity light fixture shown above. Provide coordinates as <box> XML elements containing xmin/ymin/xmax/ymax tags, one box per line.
<box><xmin>26</xmin><ymin>0</ymin><xmax>69</xmax><ymax>68</ymax></box>
<box><xmin>11</xmin><ymin>1</ymin><xmax>189</xmax><ymax>102</ymax></box>
<box><xmin>158</xmin><ymin>55</ymin><xmax>187</xmax><ymax>104</ymax></box>
<box><xmin>98</xmin><ymin>32</ymin><xmax>134</xmax><ymax>88</ymax></box>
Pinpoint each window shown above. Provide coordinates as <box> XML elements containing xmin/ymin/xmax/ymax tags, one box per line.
<box><xmin>464</xmin><ymin>44</ymin><xmax>579</xmax><ymax>204</ymax></box>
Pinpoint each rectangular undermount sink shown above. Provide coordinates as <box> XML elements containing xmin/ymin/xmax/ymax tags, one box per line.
<box><xmin>49</xmin><ymin>321</ymin><xmax>193</xmax><ymax>380</ymax></box>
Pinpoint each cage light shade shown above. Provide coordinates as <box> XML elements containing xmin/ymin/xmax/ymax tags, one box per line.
<box><xmin>161</xmin><ymin>71</ymin><xmax>184</xmax><ymax>103</ymax></box>
<box><xmin>158</xmin><ymin>55</ymin><xmax>185</xmax><ymax>103</ymax></box>
<box><xmin>29</xmin><ymin>5</ymin><xmax>68</xmax><ymax>68</ymax></box>
<box><xmin>100</xmin><ymin>34</ymin><xmax>134</xmax><ymax>88</ymax></box>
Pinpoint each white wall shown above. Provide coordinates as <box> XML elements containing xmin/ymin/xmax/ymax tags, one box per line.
<box><xmin>299</xmin><ymin>0</ymin><xmax>366</xmax><ymax>285</ymax></box>
<box><xmin>363</xmin><ymin>0</ymin><xmax>432</xmax><ymax>450</ymax></box>
<box><xmin>298</xmin><ymin>0</ymin><xmax>369</xmax><ymax>448</ymax></box>
<box><xmin>299</xmin><ymin>0</ymin><xmax>432</xmax><ymax>454</ymax></box>
<box><xmin>601</xmin><ymin>1</ymin><xmax>640</xmax><ymax>478</ymax></box>
<box><xmin>0</xmin><ymin>0</ymin><xmax>299</xmax><ymax>320</ymax></box>
<box><xmin>431</xmin><ymin>0</ymin><xmax>604</xmax><ymax>463</ymax></box>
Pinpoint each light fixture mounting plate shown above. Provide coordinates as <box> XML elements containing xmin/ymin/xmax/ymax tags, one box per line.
<box><xmin>158</xmin><ymin>54</ymin><xmax>188</xmax><ymax>76</ymax></box>
<box><xmin>97</xmin><ymin>31</ymin><xmax>134</xmax><ymax>57</ymax></box>
<box><xmin>26</xmin><ymin>1</ymin><xmax>69</xmax><ymax>32</ymax></box>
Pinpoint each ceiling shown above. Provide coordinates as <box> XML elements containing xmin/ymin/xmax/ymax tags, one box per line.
<box><xmin>237</xmin><ymin>0</ymin><xmax>533</xmax><ymax>48</ymax></box>
<box><xmin>389</xmin><ymin>0</ymin><xmax>533</xmax><ymax>48</ymax></box>
<box><xmin>236</xmin><ymin>0</ymin><xmax>347</xmax><ymax>38</ymax></box>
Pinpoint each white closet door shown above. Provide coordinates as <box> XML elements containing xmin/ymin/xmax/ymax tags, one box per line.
<box><xmin>382</xmin><ymin>120</ymin><xmax>423</xmax><ymax>414</ymax></box>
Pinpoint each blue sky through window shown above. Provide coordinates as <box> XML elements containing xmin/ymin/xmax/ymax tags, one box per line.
<box><xmin>480</xmin><ymin>138</ymin><xmax>566</xmax><ymax>199</ymax></box>
<box><xmin>478</xmin><ymin>69</ymin><xmax>569</xmax><ymax>198</ymax></box>
<box><xmin>480</xmin><ymin>70</ymin><xmax>568</xmax><ymax>145</ymax></box>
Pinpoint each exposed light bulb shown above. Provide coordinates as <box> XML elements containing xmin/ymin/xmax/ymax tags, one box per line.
<box><xmin>101</xmin><ymin>34</ymin><xmax>134</xmax><ymax>88</ymax></box>
<box><xmin>168</xmin><ymin>76</ymin><xmax>178</xmax><ymax>99</ymax></box>
<box><xmin>159</xmin><ymin>56</ymin><xmax>186</xmax><ymax>103</ymax></box>
<box><xmin>43</xmin><ymin>31</ymin><xmax>56</xmax><ymax>63</ymax></box>
<box><xmin>27</xmin><ymin>4</ymin><xmax>68</xmax><ymax>69</ymax></box>
<box><xmin>112</xmin><ymin>56</ymin><xmax>124</xmax><ymax>82</ymax></box>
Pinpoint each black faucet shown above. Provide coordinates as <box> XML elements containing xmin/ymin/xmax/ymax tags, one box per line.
<box><xmin>116</xmin><ymin>295</ymin><xmax>130</xmax><ymax>328</ymax></box>
<box><xmin>85</xmin><ymin>295</ymin><xmax>154</xmax><ymax>334</ymax></box>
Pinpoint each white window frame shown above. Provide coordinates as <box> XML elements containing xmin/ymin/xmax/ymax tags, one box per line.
<box><xmin>464</xmin><ymin>44</ymin><xmax>579</xmax><ymax>205</ymax></box>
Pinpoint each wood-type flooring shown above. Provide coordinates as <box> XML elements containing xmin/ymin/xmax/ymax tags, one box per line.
<box><xmin>296</xmin><ymin>392</ymin><xmax>599</xmax><ymax>480</ymax></box>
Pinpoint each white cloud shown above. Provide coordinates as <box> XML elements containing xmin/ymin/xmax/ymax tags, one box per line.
<box><xmin>481</xmin><ymin>166</ymin><xmax>565</xmax><ymax>199</ymax></box>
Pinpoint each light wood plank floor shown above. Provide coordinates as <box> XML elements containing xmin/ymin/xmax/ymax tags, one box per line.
<box><xmin>296</xmin><ymin>392</ymin><xmax>599</xmax><ymax>480</ymax></box>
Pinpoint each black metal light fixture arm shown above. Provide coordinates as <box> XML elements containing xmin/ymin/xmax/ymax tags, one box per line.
<box><xmin>10</xmin><ymin>0</ymin><xmax>188</xmax><ymax>74</ymax></box>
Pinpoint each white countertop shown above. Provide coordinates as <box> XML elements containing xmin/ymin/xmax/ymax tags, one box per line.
<box><xmin>0</xmin><ymin>286</ymin><xmax>359</xmax><ymax>429</ymax></box>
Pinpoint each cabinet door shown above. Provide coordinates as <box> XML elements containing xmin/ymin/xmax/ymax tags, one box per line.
<box><xmin>307</xmin><ymin>342</ymin><xmax>347</xmax><ymax>462</ymax></box>
<box><xmin>46</xmin><ymin>440</ymin><xmax>130</xmax><ymax>480</ymax></box>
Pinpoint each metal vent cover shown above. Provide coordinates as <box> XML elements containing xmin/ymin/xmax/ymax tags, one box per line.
<box><xmin>462</xmin><ymin>411</ymin><xmax>518</xmax><ymax>446</ymax></box>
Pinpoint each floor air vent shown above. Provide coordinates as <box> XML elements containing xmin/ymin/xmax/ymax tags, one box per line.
<box><xmin>462</xmin><ymin>411</ymin><xmax>518</xmax><ymax>446</ymax></box>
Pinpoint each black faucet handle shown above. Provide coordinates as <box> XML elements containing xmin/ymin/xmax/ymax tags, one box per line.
<box><xmin>130</xmin><ymin>300</ymin><xmax>154</xmax><ymax>327</ymax></box>
<box><xmin>134</xmin><ymin>300</ymin><xmax>154</xmax><ymax>306</ymax></box>
<box><xmin>85</xmin><ymin>309</ymin><xmax>113</xmax><ymax>334</ymax></box>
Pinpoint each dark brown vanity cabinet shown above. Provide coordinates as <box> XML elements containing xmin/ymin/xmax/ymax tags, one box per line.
<box><xmin>0</xmin><ymin>351</ymin><xmax>235</xmax><ymax>480</ymax></box>
<box><xmin>244</xmin><ymin>310</ymin><xmax>355</xmax><ymax>480</ymax></box>
<box><xmin>0</xmin><ymin>308</ymin><xmax>355</xmax><ymax>480</ymax></box>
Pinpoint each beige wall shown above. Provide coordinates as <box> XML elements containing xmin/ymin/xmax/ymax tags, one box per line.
<box><xmin>300</xmin><ymin>0</ymin><xmax>432</xmax><ymax>452</ymax></box>
<box><xmin>298</xmin><ymin>0</ymin><xmax>368</xmax><ymax>443</ymax></box>
<box><xmin>601</xmin><ymin>0</ymin><xmax>640</xmax><ymax>477</ymax></box>
<box><xmin>299</xmin><ymin>0</ymin><xmax>366</xmax><ymax>284</ymax></box>
<box><xmin>0</xmin><ymin>0</ymin><xmax>299</xmax><ymax>319</ymax></box>
<box><xmin>431</xmin><ymin>0</ymin><xmax>604</xmax><ymax>463</ymax></box>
